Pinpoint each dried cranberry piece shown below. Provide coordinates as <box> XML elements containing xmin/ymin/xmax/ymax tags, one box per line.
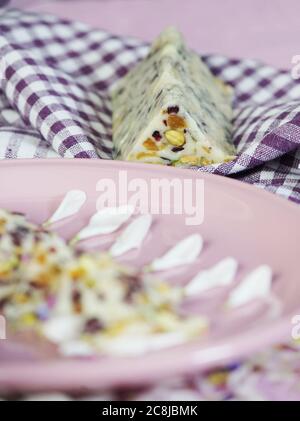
<box><xmin>152</xmin><ymin>130</ymin><xmax>162</xmax><ymax>141</ymax></box>
<box><xmin>74</xmin><ymin>249</ymin><xmax>84</xmax><ymax>257</ymax></box>
<box><xmin>172</xmin><ymin>146</ymin><xmax>185</xmax><ymax>152</ymax></box>
<box><xmin>167</xmin><ymin>105</ymin><xmax>179</xmax><ymax>114</ymax></box>
<box><xmin>11</xmin><ymin>232</ymin><xmax>22</xmax><ymax>247</ymax></box>
<box><xmin>0</xmin><ymin>296</ymin><xmax>9</xmax><ymax>311</ymax></box>
<box><xmin>72</xmin><ymin>289</ymin><xmax>82</xmax><ymax>313</ymax></box>
<box><xmin>72</xmin><ymin>290</ymin><xmax>81</xmax><ymax>303</ymax></box>
<box><xmin>11</xmin><ymin>226</ymin><xmax>29</xmax><ymax>247</ymax></box>
<box><xmin>11</xmin><ymin>211</ymin><xmax>25</xmax><ymax>217</ymax></box>
<box><xmin>122</xmin><ymin>273</ymin><xmax>142</xmax><ymax>301</ymax></box>
<box><xmin>84</xmin><ymin>317</ymin><xmax>104</xmax><ymax>333</ymax></box>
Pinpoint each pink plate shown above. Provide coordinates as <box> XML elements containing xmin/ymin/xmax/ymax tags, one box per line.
<box><xmin>0</xmin><ymin>159</ymin><xmax>299</xmax><ymax>393</ymax></box>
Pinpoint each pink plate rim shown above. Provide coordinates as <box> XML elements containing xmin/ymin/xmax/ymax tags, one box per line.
<box><xmin>0</xmin><ymin>157</ymin><xmax>297</xmax><ymax>210</ymax></box>
<box><xmin>0</xmin><ymin>158</ymin><xmax>299</xmax><ymax>392</ymax></box>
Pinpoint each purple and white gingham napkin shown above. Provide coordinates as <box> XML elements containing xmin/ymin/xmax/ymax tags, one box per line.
<box><xmin>0</xmin><ymin>8</ymin><xmax>300</xmax><ymax>204</ymax></box>
<box><xmin>1</xmin><ymin>8</ymin><xmax>300</xmax><ymax>402</ymax></box>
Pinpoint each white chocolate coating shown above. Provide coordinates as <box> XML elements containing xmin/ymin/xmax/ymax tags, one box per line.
<box><xmin>112</xmin><ymin>27</ymin><xmax>236</xmax><ymax>166</ymax></box>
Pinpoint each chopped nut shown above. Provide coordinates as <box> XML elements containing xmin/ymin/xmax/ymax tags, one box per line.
<box><xmin>70</xmin><ymin>267</ymin><xmax>86</xmax><ymax>281</ymax></box>
<box><xmin>179</xmin><ymin>155</ymin><xmax>199</xmax><ymax>165</ymax></box>
<box><xmin>84</xmin><ymin>278</ymin><xmax>96</xmax><ymax>288</ymax></box>
<box><xmin>199</xmin><ymin>157</ymin><xmax>213</xmax><ymax>166</ymax></box>
<box><xmin>14</xmin><ymin>293</ymin><xmax>29</xmax><ymax>304</ymax></box>
<box><xmin>21</xmin><ymin>313</ymin><xmax>36</xmax><ymax>326</ymax></box>
<box><xmin>208</xmin><ymin>371</ymin><xmax>228</xmax><ymax>386</ymax></box>
<box><xmin>33</xmin><ymin>273</ymin><xmax>52</xmax><ymax>287</ymax></box>
<box><xmin>158</xmin><ymin>143</ymin><xmax>167</xmax><ymax>150</ymax></box>
<box><xmin>106</xmin><ymin>320</ymin><xmax>127</xmax><ymax>337</ymax></box>
<box><xmin>179</xmin><ymin>156</ymin><xmax>214</xmax><ymax>166</ymax></box>
<box><xmin>136</xmin><ymin>151</ymin><xmax>157</xmax><ymax>160</ymax></box>
<box><xmin>36</xmin><ymin>253</ymin><xmax>47</xmax><ymax>264</ymax></box>
<box><xmin>164</xmin><ymin>130</ymin><xmax>185</xmax><ymax>146</ymax></box>
<box><xmin>157</xmin><ymin>283</ymin><xmax>171</xmax><ymax>293</ymax></box>
<box><xmin>143</xmin><ymin>138</ymin><xmax>159</xmax><ymax>151</ymax></box>
<box><xmin>223</xmin><ymin>155</ymin><xmax>236</xmax><ymax>163</ymax></box>
<box><xmin>167</xmin><ymin>114</ymin><xmax>186</xmax><ymax>129</ymax></box>
<box><xmin>202</xmin><ymin>146</ymin><xmax>212</xmax><ymax>154</ymax></box>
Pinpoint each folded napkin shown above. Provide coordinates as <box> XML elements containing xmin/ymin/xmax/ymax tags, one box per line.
<box><xmin>1</xmin><ymin>7</ymin><xmax>300</xmax><ymax>206</ymax></box>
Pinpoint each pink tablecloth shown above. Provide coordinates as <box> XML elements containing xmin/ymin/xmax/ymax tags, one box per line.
<box><xmin>12</xmin><ymin>0</ymin><xmax>300</xmax><ymax>70</ymax></box>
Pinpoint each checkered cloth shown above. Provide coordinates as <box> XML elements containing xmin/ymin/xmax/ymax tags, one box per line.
<box><xmin>1</xmin><ymin>8</ymin><xmax>300</xmax><ymax>204</ymax></box>
<box><xmin>1</xmin><ymin>8</ymin><xmax>300</xmax><ymax>402</ymax></box>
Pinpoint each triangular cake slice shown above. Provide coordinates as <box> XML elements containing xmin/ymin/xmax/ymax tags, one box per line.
<box><xmin>112</xmin><ymin>28</ymin><xmax>236</xmax><ymax>166</ymax></box>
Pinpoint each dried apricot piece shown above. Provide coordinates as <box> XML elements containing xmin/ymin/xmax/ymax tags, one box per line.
<box><xmin>143</xmin><ymin>138</ymin><xmax>159</xmax><ymax>151</ymax></box>
<box><xmin>167</xmin><ymin>114</ymin><xmax>186</xmax><ymax>129</ymax></box>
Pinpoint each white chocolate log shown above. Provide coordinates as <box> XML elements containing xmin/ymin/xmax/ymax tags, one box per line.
<box><xmin>112</xmin><ymin>27</ymin><xmax>236</xmax><ymax>166</ymax></box>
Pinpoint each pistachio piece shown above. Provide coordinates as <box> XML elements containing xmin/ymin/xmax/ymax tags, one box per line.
<box><xmin>164</xmin><ymin>130</ymin><xmax>185</xmax><ymax>146</ymax></box>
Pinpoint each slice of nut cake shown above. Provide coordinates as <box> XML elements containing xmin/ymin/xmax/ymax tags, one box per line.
<box><xmin>112</xmin><ymin>27</ymin><xmax>236</xmax><ymax>167</ymax></box>
<box><xmin>0</xmin><ymin>209</ymin><xmax>208</xmax><ymax>356</ymax></box>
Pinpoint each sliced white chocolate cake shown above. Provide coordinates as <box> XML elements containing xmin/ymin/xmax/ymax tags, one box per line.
<box><xmin>112</xmin><ymin>27</ymin><xmax>236</xmax><ymax>166</ymax></box>
<box><xmin>0</xmin><ymin>209</ymin><xmax>207</xmax><ymax>356</ymax></box>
